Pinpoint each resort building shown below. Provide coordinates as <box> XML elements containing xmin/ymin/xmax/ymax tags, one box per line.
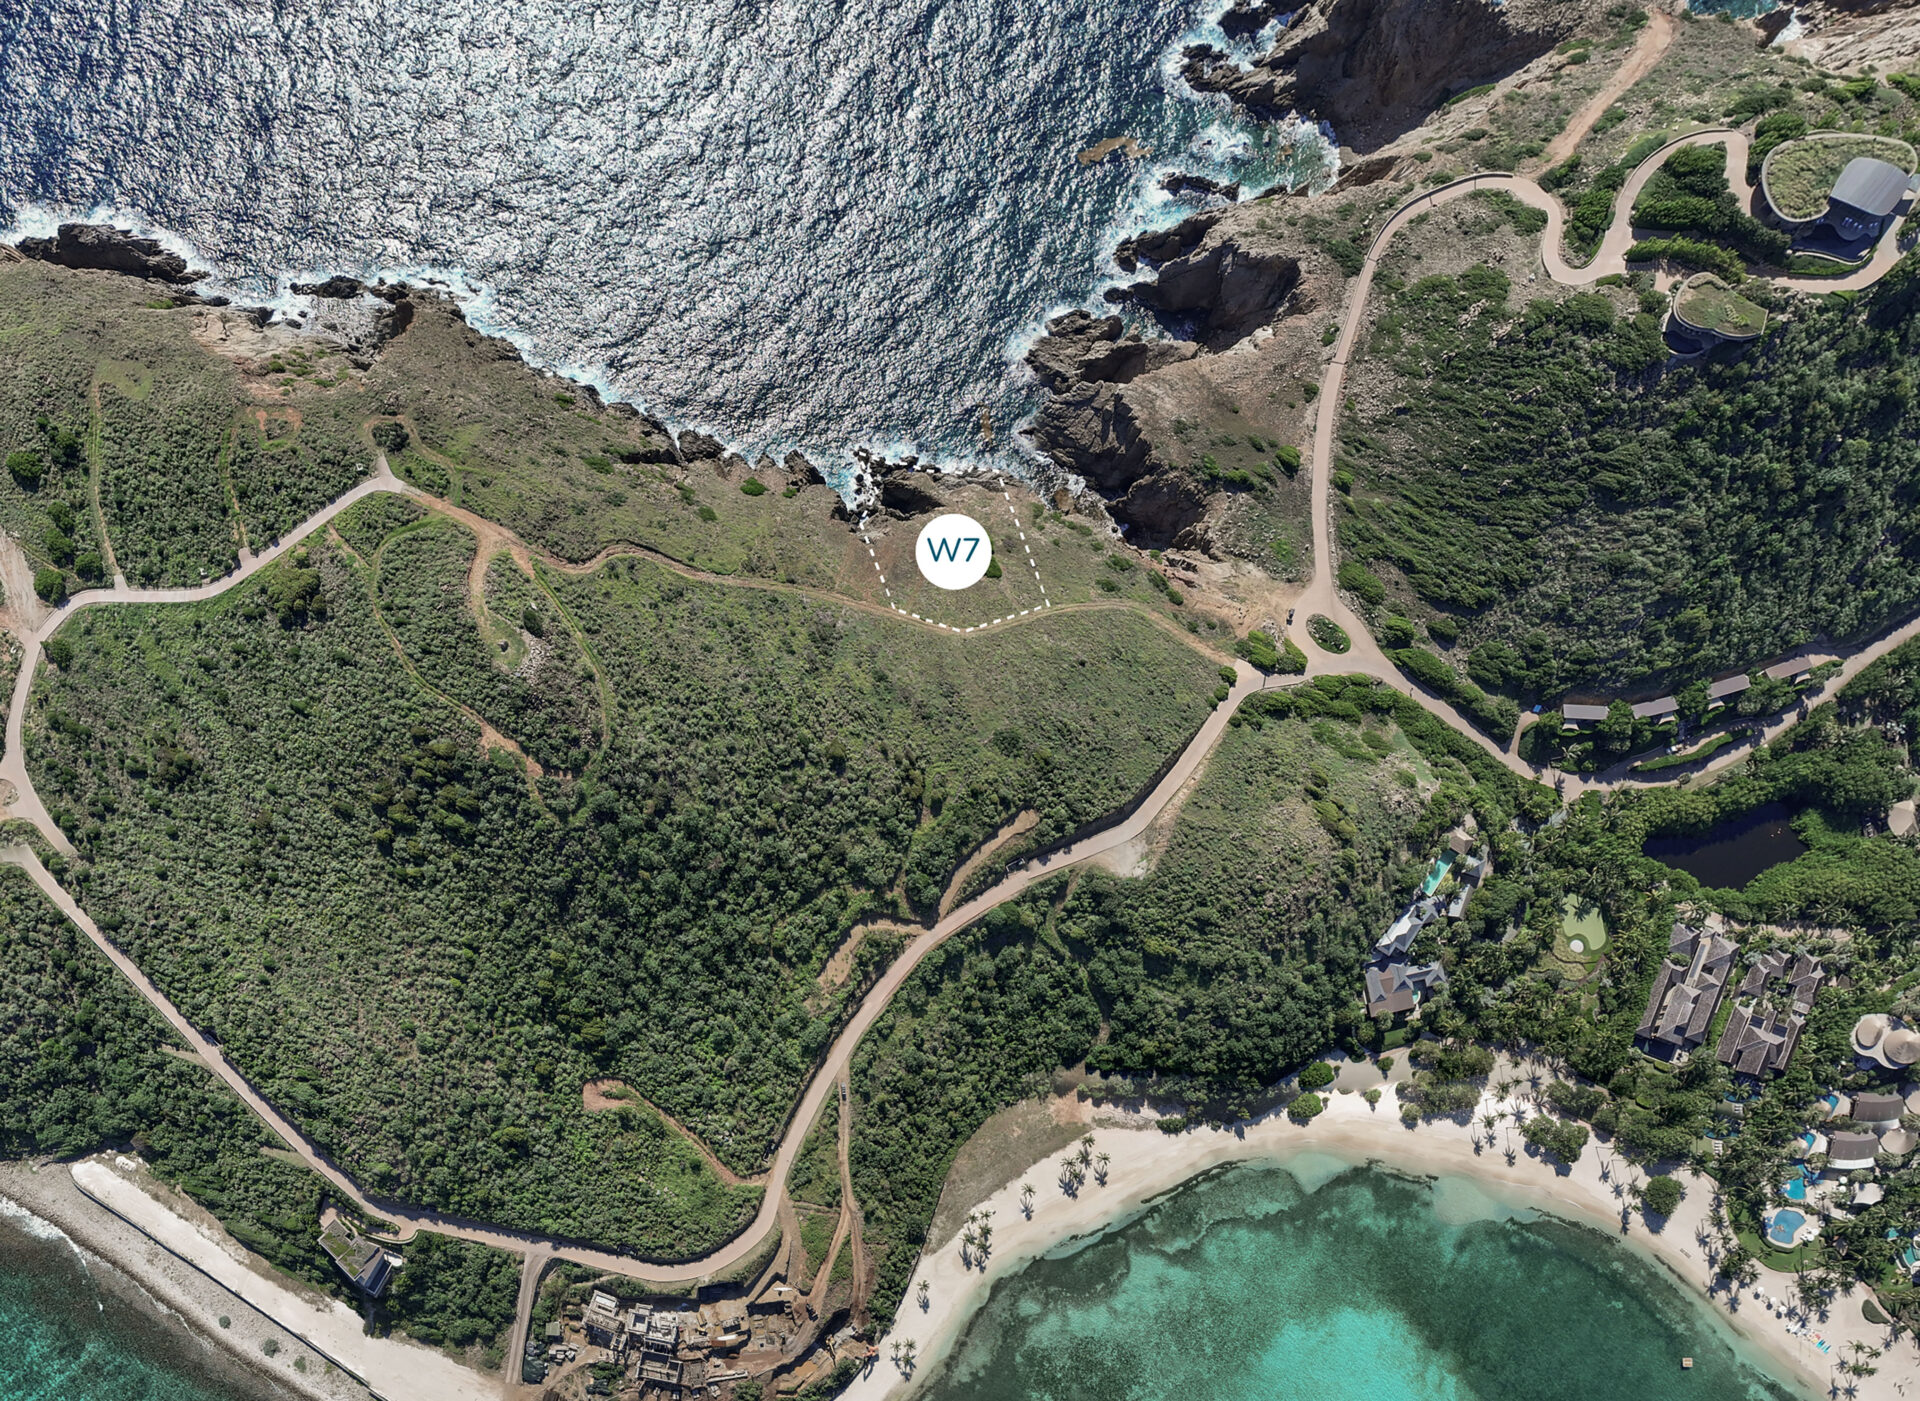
<box><xmin>1716</xmin><ymin>951</ymin><xmax>1824</xmax><ymax>1079</ymax></box>
<box><xmin>317</xmin><ymin>1218</ymin><xmax>401</xmax><ymax>1297</ymax></box>
<box><xmin>1854</xmin><ymin>1013</ymin><xmax>1920</xmax><ymax>1070</ymax></box>
<box><xmin>1827</xmin><ymin>1130</ymin><xmax>1882</xmax><ymax>1172</ymax></box>
<box><xmin>1366</xmin><ymin>961</ymin><xmax>1447</xmax><ymax>1018</ymax></box>
<box><xmin>1560</xmin><ymin>702</ymin><xmax>1609</xmax><ymax>732</ymax></box>
<box><xmin>1630</xmin><ymin>695</ymin><xmax>1680</xmax><ymax>722</ymax></box>
<box><xmin>1820</xmin><ymin>157</ymin><xmax>1910</xmax><ymax>242</ymax></box>
<box><xmin>1706</xmin><ymin>674</ymin><xmax>1751</xmax><ymax>710</ymax></box>
<box><xmin>1853</xmin><ymin>1092</ymin><xmax>1906</xmax><ymax>1129</ymax></box>
<box><xmin>1363</xmin><ymin>831</ymin><xmax>1478</xmax><ymax>1016</ymax></box>
<box><xmin>1635</xmin><ymin>921</ymin><xmax>1737</xmax><ymax>1061</ymax></box>
<box><xmin>1758</xmin><ymin>134</ymin><xmax>1918</xmax><ymax>253</ymax></box>
<box><xmin>1762</xmin><ymin>658</ymin><xmax>1814</xmax><ymax>686</ymax></box>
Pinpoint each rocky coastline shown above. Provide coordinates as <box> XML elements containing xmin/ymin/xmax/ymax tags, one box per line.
<box><xmin>1180</xmin><ymin>0</ymin><xmax>1585</xmax><ymax>152</ymax></box>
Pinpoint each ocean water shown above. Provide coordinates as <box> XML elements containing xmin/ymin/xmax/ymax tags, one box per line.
<box><xmin>926</xmin><ymin>1162</ymin><xmax>1801</xmax><ymax>1401</ymax></box>
<box><xmin>0</xmin><ymin>1201</ymin><xmax>287</xmax><ymax>1401</ymax></box>
<box><xmin>0</xmin><ymin>0</ymin><xmax>1338</xmax><ymax>483</ymax></box>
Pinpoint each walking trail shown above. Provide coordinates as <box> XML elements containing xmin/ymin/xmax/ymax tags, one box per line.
<box><xmin>4</xmin><ymin>84</ymin><xmax>1920</xmax><ymax>1398</ymax></box>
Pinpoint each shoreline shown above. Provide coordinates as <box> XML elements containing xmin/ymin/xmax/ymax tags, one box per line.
<box><xmin>844</xmin><ymin>1060</ymin><xmax>1914</xmax><ymax>1401</ymax></box>
<box><xmin>0</xmin><ymin>1158</ymin><xmax>369</xmax><ymax>1401</ymax></box>
<box><xmin>0</xmin><ymin>1154</ymin><xmax>498</xmax><ymax>1401</ymax></box>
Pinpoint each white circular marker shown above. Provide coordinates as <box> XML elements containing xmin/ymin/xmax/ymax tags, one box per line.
<box><xmin>915</xmin><ymin>513</ymin><xmax>993</xmax><ymax>590</ymax></box>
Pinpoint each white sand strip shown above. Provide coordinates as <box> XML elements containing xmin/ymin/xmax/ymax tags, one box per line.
<box><xmin>70</xmin><ymin>1159</ymin><xmax>496</xmax><ymax>1401</ymax></box>
<box><xmin>845</xmin><ymin>1068</ymin><xmax>1917</xmax><ymax>1401</ymax></box>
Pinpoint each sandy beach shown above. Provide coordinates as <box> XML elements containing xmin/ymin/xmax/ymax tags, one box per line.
<box><xmin>844</xmin><ymin>1058</ymin><xmax>1917</xmax><ymax>1401</ymax></box>
<box><xmin>0</xmin><ymin>1154</ymin><xmax>496</xmax><ymax>1401</ymax></box>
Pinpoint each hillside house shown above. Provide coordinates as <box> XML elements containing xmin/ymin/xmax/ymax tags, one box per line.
<box><xmin>1636</xmin><ymin>921</ymin><xmax>1737</xmax><ymax>1061</ymax></box>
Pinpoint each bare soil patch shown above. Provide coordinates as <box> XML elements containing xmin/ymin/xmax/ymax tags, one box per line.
<box><xmin>926</xmin><ymin>1097</ymin><xmax>1089</xmax><ymax>1248</ymax></box>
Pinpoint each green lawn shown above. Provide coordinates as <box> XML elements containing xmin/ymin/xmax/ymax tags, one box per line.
<box><xmin>1672</xmin><ymin>280</ymin><xmax>1766</xmax><ymax>339</ymax></box>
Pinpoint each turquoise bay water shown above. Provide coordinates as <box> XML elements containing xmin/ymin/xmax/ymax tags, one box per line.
<box><xmin>927</xmin><ymin>1162</ymin><xmax>1801</xmax><ymax>1401</ymax></box>
<box><xmin>0</xmin><ymin>1204</ymin><xmax>285</xmax><ymax>1401</ymax></box>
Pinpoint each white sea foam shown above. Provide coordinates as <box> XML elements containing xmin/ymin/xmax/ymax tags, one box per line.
<box><xmin>0</xmin><ymin>1193</ymin><xmax>71</xmax><ymax>1244</ymax></box>
<box><xmin>0</xmin><ymin>0</ymin><xmax>1339</xmax><ymax>506</ymax></box>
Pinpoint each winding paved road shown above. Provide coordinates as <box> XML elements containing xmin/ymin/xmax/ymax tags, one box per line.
<box><xmin>1288</xmin><ymin>122</ymin><xmax>1920</xmax><ymax>796</ymax></box>
<box><xmin>7</xmin><ymin>90</ymin><xmax>1920</xmax><ymax>1397</ymax></box>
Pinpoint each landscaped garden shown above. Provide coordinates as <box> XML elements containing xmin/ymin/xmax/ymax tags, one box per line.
<box><xmin>1760</xmin><ymin>133</ymin><xmax>1917</xmax><ymax>222</ymax></box>
<box><xmin>1671</xmin><ymin>276</ymin><xmax>1767</xmax><ymax>340</ymax></box>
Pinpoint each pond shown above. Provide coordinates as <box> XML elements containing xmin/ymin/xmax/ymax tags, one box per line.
<box><xmin>1642</xmin><ymin>801</ymin><xmax>1809</xmax><ymax>888</ymax></box>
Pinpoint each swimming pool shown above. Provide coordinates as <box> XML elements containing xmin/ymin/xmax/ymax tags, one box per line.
<box><xmin>1782</xmin><ymin>1175</ymin><xmax>1808</xmax><ymax>1202</ymax></box>
<box><xmin>1420</xmin><ymin>853</ymin><xmax>1455</xmax><ymax>897</ymax></box>
<box><xmin>1767</xmin><ymin>1210</ymin><xmax>1807</xmax><ymax>1247</ymax></box>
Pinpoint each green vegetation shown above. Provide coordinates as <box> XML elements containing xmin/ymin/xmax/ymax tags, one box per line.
<box><xmin>1520</xmin><ymin>1115</ymin><xmax>1589</xmax><ymax>1166</ymax></box>
<box><xmin>1671</xmin><ymin>278</ymin><xmax>1767</xmax><ymax>340</ymax></box>
<box><xmin>1387</xmin><ymin>647</ymin><xmax>1520</xmax><ymax>742</ymax></box>
<box><xmin>1287</xmin><ymin>1092</ymin><xmax>1325</xmax><ymax>1122</ymax></box>
<box><xmin>1640</xmin><ymin>1173</ymin><xmax>1684</xmax><ymax>1217</ymax></box>
<box><xmin>1630</xmin><ymin>731</ymin><xmax>1736</xmax><ymax>774</ymax></box>
<box><xmin>1630</xmin><ymin>144</ymin><xmax>1788</xmax><ymax>266</ymax></box>
<box><xmin>1761</xmin><ymin>134</ymin><xmax>1917</xmax><ymax>223</ymax></box>
<box><xmin>1306</xmin><ymin>615</ymin><xmax>1349</xmax><ymax>654</ymax></box>
<box><xmin>1342</xmin><ymin>255</ymin><xmax>1920</xmax><ymax>697</ymax></box>
<box><xmin>26</xmin><ymin>503</ymin><xmax>1216</xmax><ymax>1255</ymax></box>
<box><xmin>0</xmin><ymin>865</ymin><xmax>516</xmax><ymax>1357</ymax></box>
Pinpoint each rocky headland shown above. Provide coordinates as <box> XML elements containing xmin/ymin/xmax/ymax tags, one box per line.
<box><xmin>1181</xmin><ymin>0</ymin><xmax>1588</xmax><ymax>152</ymax></box>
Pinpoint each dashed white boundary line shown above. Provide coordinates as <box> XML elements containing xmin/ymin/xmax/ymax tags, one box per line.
<box><xmin>857</xmin><ymin>480</ymin><xmax>1051</xmax><ymax>633</ymax></box>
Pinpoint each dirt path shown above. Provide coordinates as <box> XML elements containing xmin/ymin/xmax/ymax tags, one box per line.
<box><xmin>938</xmin><ymin>810</ymin><xmax>1038</xmax><ymax>917</ymax></box>
<box><xmin>504</xmin><ymin>1246</ymin><xmax>551</xmax><ymax>1397</ymax></box>
<box><xmin>1537</xmin><ymin>11</ymin><xmax>1676</xmax><ymax>171</ymax></box>
<box><xmin>582</xmin><ymin>1081</ymin><xmax>766</xmax><ymax>1187</ymax></box>
<box><xmin>836</xmin><ymin>1075</ymin><xmax>869</xmax><ymax>1324</ymax></box>
<box><xmin>9</xmin><ymin>155</ymin><xmax>1920</xmax><ymax>1333</ymax></box>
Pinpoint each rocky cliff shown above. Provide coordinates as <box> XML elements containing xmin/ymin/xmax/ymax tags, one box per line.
<box><xmin>1182</xmin><ymin>0</ymin><xmax>1586</xmax><ymax>151</ymax></box>
<box><xmin>1023</xmin><ymin>206</ymin><xmax>1327</xmax><ymax>549</ymax></box>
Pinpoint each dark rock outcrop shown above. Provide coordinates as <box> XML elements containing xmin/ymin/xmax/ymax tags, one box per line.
<box><xmin>1104</xmin><ymin>239</ymin><xmax>1302</xmax><ymax>349</ymax></box>
<box><xmin>1023</xmin><ymin>312</ymin><xmax>1211</xmax><ymax>548</ymax></box>
<box><xmin>291</xmin><ymin>275</ymin><xmax>365</xmax><ymax>299</ymax></box>
<box><xmin>677</xmin><ymin>430</ymin><xmax>726</xmax><ymax>462</ymax></box>
<box><xmin>1026</xmin><ymin>310</ymin><xmax>1200</xmax><ymax>393</ymax></box>
<box><xmin>879</xmin><ymin>474</ymin><xmax>946</xmax><ymax>519</ymax></box>
<box><xmin>15</xmin><ymin>223</ymin><xmax>206</xmax><ymax>283</ymax></box>
<box><xmin>1181</xmin><ymin>0</ymin><xmax>1583</xmax><ymax>151</ymax></box>
<box><xmin>1218</xmin><ymin>0</ymin><xmax>1288</xmax><ymax>37</ymax></box>
<box><xmin>1161</xmin><ymin>173</ymin><xmax>1241</xmax><ymax>202</ymax></box>
<box><xmin>1114</xmin><ymin>212</ymin><xmax>1218</xmax><ymax>273</ymax></box>
<box><xmin>784</xmin><ymin>450</ymin><xmax>828</xmax><ymax>489</ymax></box>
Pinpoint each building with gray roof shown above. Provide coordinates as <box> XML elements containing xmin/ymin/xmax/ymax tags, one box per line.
<box><xmin>1706</xmin><ymin>674</ymin><xmax>1751</xmax><ymax>708</ymax></box>
<box><xmin>1636</xmin><ymin>921</ymin><xmax>1737</xmax><ymax>1061</ymax></box>
<box><xmin>1827</xmin><ymin>157</ymin><xmax>1910</xmax><ymax>241</ymax></box>
<box><xmin>1366</xmin><ymin>961</ymin><xmax>1447</xmax><ymax>1018</ymax></box>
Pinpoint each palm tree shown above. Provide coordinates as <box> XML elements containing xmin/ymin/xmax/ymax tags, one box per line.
<box><xmin>917</xmin><ymin>1279</ymin><xmax>930</xmax><ymax>1310</ymax></box>
<box><xmin>1095</xmin><ymin>1152</ymin><xmax>1110</xmax><ymax>1184</ymax></box>
<box><xmin>1019</xmin><ymin>1181</ymin><xmax>1035</xmax><ymax>1217</ymax></box>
